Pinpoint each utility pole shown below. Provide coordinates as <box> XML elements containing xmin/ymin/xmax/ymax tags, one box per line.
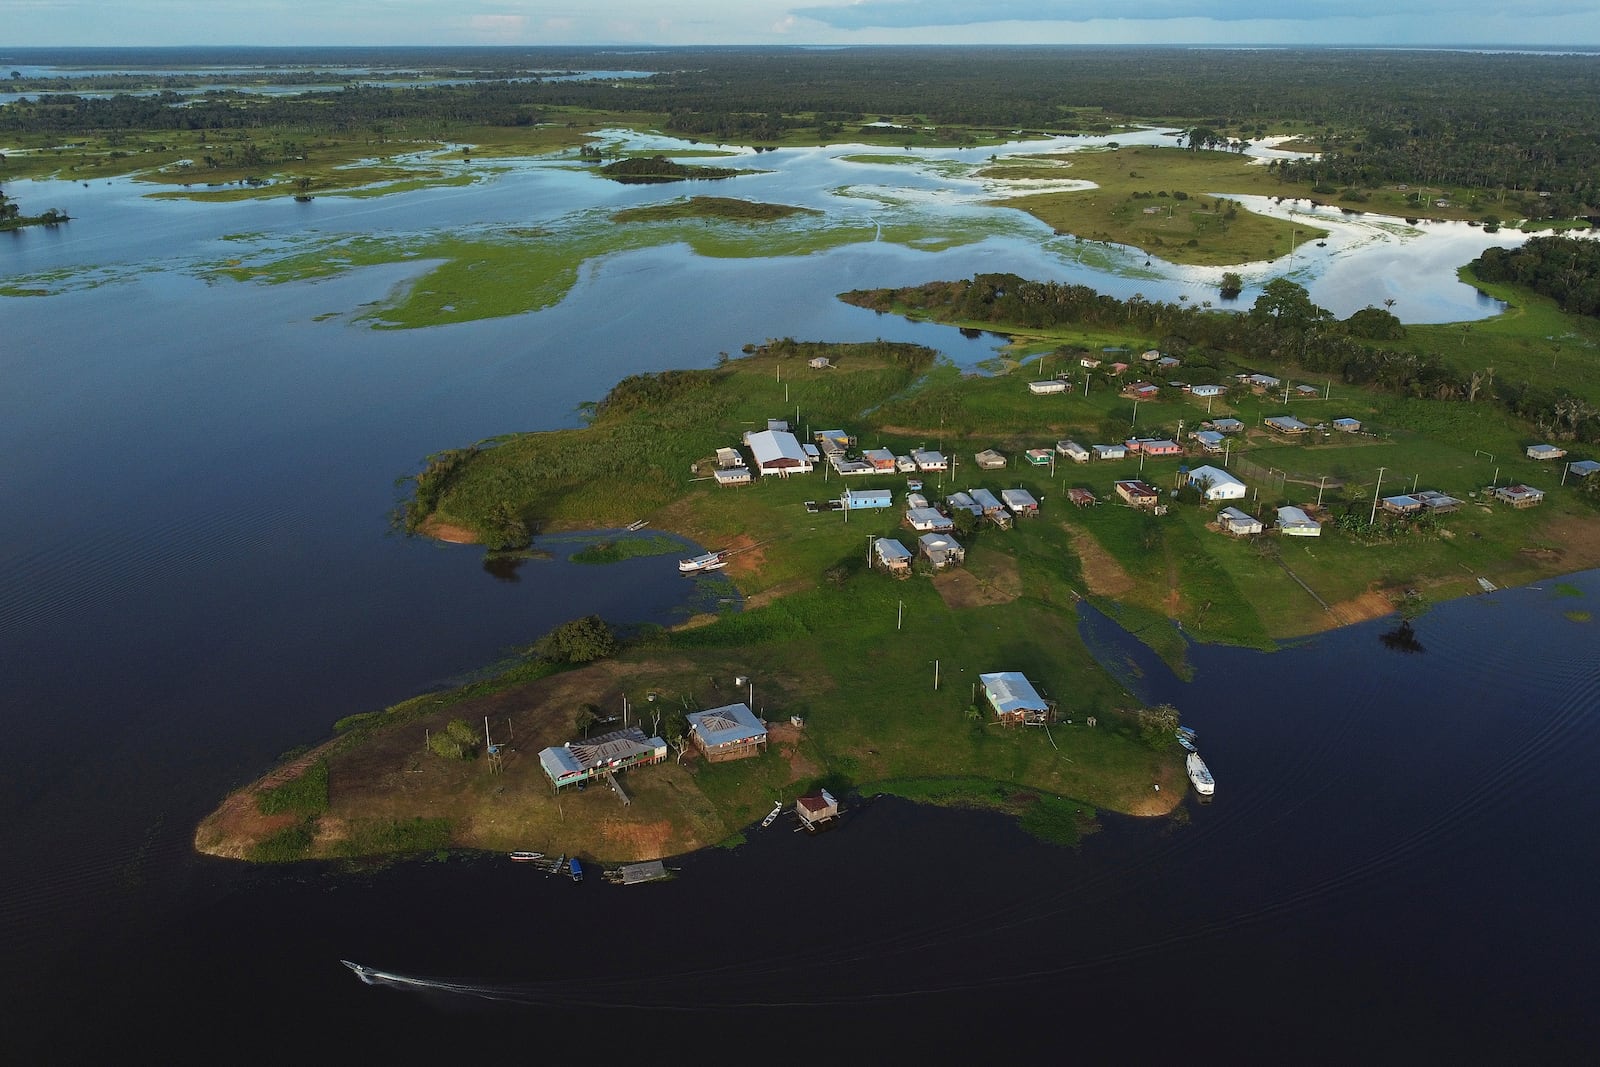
<box><xmin>1317</xmin><ymin>475</ymin><xmax>1327</xmax><ymax>508</ymax></box>
<box><xmin>1370</xmin><ymin>466</ymin><xmax>1388</xmax><ymax>525</ymax></box>
<box><xmin>897</xmin><ymin>600</ymin><xmax>903</xmax><ymax>632</ymax></box>
<box><xmin>934</xmin><ymin>659</ymin><xmax>940</xmax><ymax>691</ymax></box>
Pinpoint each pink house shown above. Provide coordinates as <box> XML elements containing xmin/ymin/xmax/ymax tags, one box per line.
<box><xmin>1125</xmin><ymin>437</ymin><xmax>1182</xmax><ymax>457</ymax></box>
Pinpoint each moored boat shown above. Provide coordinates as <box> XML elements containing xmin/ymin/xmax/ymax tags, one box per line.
<box><xmin>1187</xmin><ymin>752</ymin><xmax>1215</xmax><ymax>796</ymax></box>
<box><xmin>678</xmin><ymin>551</ymin><xmax>727</xmax><ymax>573</ymax></box>
<box><xmin>569</xmin><ymin>857</ymin><xmax>584</xmax><ymax>882</ymax></box>
<box><xmin>1175</xmin><ymin>732</ymin><xmax>1196</xmax><ymax>753</ymax></box>
<box><xmin>760</xmin><ymin>801</ymin><xmax>783</xmax><ymax>827</ymax></box>
<box><xmin>509</xmin><ymin>851</ymin><xmax>544</xmax><ymax>862</ymax></box>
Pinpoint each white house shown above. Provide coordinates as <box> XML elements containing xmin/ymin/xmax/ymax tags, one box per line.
<box><xmin>1527</xmin><ymin>443</ymin><xmax>1567</xmax><ymax>461</ymax></box>
<box><xmin>1187</xmin><ymin>465</ymin><xmax>1246</xmax><ymax>501</ymax></box>
<box><xmin>1217</xmin><ymin>507</ymin><xmax>1263</xmax><ymax>536</ymax></box>
<box><xmin>1092</xmin><ymin>443</ymin><xmax>1127</xmax><ymax>461</ymax></box>
<box><xmin>910</xmin><ymin>449</ymin><xmax>948</xmax><ymax>472</ymax></box>
<box><xmin>1190</xmin><ymin>383</ymin><xmax>1226</xmax><ymax>398</ymax></box>
<box><xmin>1028</xmin><ymin>380</ymin><xmax>1067</xmax><ymax>395</ymax></box>
<box><xmin>743</xmin><ymin>428</ymin><xmax>813</xmax><ymax>476</ymax></box>
<box><xmin>1277</xmin><ymin>505</ymin><xmax>1322</xmax><ymax>536</ymax></box>
<box><xmin>1057</xmin><ymin>440</ymin><xmax>1090</xmax><ymax>463</ymax></box>
<box><xmin>905</xmin><ymin>507</ymin><xmax>954</xmax><ymax>532</ymax></box>
<box><xmin>1001</xmin><ymin>488</ymin><xmax>1039</xmax><ymax>516</ymax></box>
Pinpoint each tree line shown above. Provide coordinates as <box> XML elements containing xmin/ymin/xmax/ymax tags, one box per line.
<box><xmin>1472</xmin><ymin>236</ymin><xmax>1600</xmax><ymax>320</ymax></box>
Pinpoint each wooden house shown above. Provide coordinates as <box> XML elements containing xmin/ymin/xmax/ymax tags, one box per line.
<box><xmin>1092</xmin><ymin>443</ymin><xmax>1128</xmax><ymax>461</ymax></box>
<box><xmin>1526</xmin><ymin>443</ymin><xmax>1567</xmax><ymax>461</ymax></box>
<box><xmin>1068</xmin><ymin>487</ymin><xmax>1098</xmax><ymax>508</ymax></box>
<box><xmin>539</xmin><ymin>727</ymin><xmax>668</xmax><ymax>793</ymax></box>
<box><xmin>1001</xmin><ymin>488</ymin><xmax>1039</xmax><ymax>516</ymax></box>
<box><xmin>872</xmin><ymin>537</ymin><xmax>913</xmax><ymax>574</ymax></box>
<box><xmin>1115</xmin><ymin>480</ymin><xmax>1160</xmax><ymax>508</ymax></box>
<box><xmin>863</xmin><ymin>447</ymin><xmax>897</xmax><ymax>471</ymax></box>
<box><xmin>945</xmin><ymin>491</ymin><xmax>982</xmax><ymax>516</ymax></box>
<box><xmin>687</xmin><ymin>703</ymin><xmax>767</xmax><ymax>763</ymax></box>
<box><xmin>1333</xmin><ymin>417</ymin><xmax>1362</xmax><ymax>433</ymax></box>
<box><xmin>978</xmin><ymin>672</ymin><xmax>1052</xmax><ymax>726</ymax></box>
<box><xmin>1207</xmin><ymin>417</ymin><xmax>1245</xmax><ymax>435</ymax></box>
<box><xmin>1381</xmin><ymin>494</ymin><xmax>1424</xmax><ymax>516</ymax></box>
<box><xmin>974</xmin><ymin>448</ymin><xmax>1007</xmax><ymax>470</ymax></box>
<box><xmin>1217</xmin><ymin>507</ymin><xmax>1263</xmax><ymax>536</ymax></box>
<box><xmin>1265</xmin><ymin>415</ymin><xmax>1311</xmax><ymax>435</ymax></box>
<box><xmin>714</xmin><ymin>466</ymin><xmax>752</xmax><ymax>486</ymax></box>
<box><xmin>796</xmin><ymin>789</ymin><xmax>840</xmax><ymax>830</ymax></box>
<box><xmin>1058</xmin><ymin>440</ymin><xmax>1090</xmax><ymax>463</ymax></box>
<box><xmin>842</xmin><ymin>487</ymin><xmax>893</xmax><ymax>510</ymax></box>
<box><xmin>1493</xmin><ymin>484</ymin><xmax>1545</xmax><ymax>508</ymax></box>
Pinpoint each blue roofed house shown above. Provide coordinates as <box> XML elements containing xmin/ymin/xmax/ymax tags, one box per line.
<box><xmin>687</xmin><ymin>703</ymin><xmax>768</xmax><ymax>763</ymax></box>
<box><xmin>539</xmin><ymin>727</ymin><xmax>669</xmax><ymax>793</ymax></box>
<box><xmin>978</xmin><ymin>672</ymin><xmax>1053</xmax><ymax>725</ymax></box>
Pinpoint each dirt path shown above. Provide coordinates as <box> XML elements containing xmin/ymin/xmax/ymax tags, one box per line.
<box><xmin>1063</xmin><ymin>525</ymin><xmax>1135</xmax><ymax>598</ymax></box>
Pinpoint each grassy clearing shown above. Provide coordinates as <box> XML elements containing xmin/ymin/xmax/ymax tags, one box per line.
<box><xmin>612</xmin><ymin>195</ymin><xmax>821</xmax><ymax>224</ymax></box>
<box><xmin>569</xmin><ymin>535</ymin><xmax>683</xmax><ymax>565</ymax></box>
<box><xmin>985</xmin><ymin>146</ymin><xmax>1326</xmax><ymax>265</ymax></box>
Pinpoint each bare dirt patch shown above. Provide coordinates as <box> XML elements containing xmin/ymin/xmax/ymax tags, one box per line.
<box><xmin>418</xmin><ymin>515</ymin><xmax>479</xmax><ymax>544</ymax></box>
<box><xmin>1322</xmin><ymin>588</ymin><xmax>1398</xmax><ymax>630</ymax></box>
<box><xmin>934</xmin><ymin>551</ymin><xmax>1022</xmax><ymax>609</ymax></box>
<box><xmin>194</xmin><ymin>744</ymin><xmax>335</xmax><ymax>858</ymax></box>
<box><xmin>765</xmin><ymin>721</ymin><xmax>820</xmax><ymax>782</ymax></box>
<box><xmin>1064</xmin><ymin>525</ymin><xmax>1135</xmax><ymax>598</ymax></box>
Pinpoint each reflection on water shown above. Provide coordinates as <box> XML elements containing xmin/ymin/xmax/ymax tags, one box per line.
<box><xmin>1379</xmin><ymin>619</ymin><xmax>1427</xmax><ymax>654</ymax></box>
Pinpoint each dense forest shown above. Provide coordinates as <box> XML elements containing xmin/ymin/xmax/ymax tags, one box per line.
<box><xmin>4</xmin><ymin>47</ymin><xmax>1599</xmax><ymax>219</ymax></box>
<box><xmin>1472</xmin><ymin>236</ymin><xmax>1600</xmax><ymax>319</ymax></box>
<box><xmin>843</xmin><ymin>274</ymin><xmax>1600</xmax><ymax>444</ymax></box>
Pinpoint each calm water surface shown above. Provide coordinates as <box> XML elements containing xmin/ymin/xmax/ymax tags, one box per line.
<box><xmin>2</xmin><ymin>125</ymin><xmax>1595</xmax><ymax>1060</ymax></box>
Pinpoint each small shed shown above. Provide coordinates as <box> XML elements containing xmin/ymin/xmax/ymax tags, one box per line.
<box><xmin>978</xmin><ymin>672</ymin><xmax>1052</xmax><ymax>726</ymax></box>
<box><xmin>873</xmin><ymin>537</ymin><xmax>913</xmax><ymax>573</ymax></box>
<box><xmin>1029</xmin><ymin>380</ymin><xmax>1067</xmax><ymax>395</ymax></box>
<box><xmin>842</xmin><ymin>487</ymin><xmax>893</xmax><ymax>510</ymax></box>
<box><xmin>1001</xmin><ymin>488</ymin><xmax>1040</xmax><ymax>516</ymax></box>
<box><xmin>1058</xmin><ymin>440</ymin><xmax>1090</xmax><ymax>463</ymax></box>
<box><xmin>975</xmin><ymin>448</ymin><xmax>1007</xmax><ymax>470</ymax></box>
<box><xmin>807</xmin><ymin>356</ymin><xmax>832</xmax><ymax>369</ymax></box>
<box><xmin>918</xmin><ymin>532</ymin><xmax>965</xmax><ymax>569</ymax></box>
<box><xmin>1526</xmin><ymin>443</ymin><xmax>1567</xmax><ymax>461</ymax></box>
<box><xmin>1333</xmin><ymin>417</ymin><xmax>1362</xmax><ymax>433</ymax></box>
<box><xmin>1494</xmin><ymin>484</ymin><xmax>1545</xmax><ymax>508</ymax></box>
<box><xmin>1188</xmin><ymin>465</ymin><xmax>1246</xmax><ymax>501</ymax></box>
<box><xmin>1217</xmin><ymin>507</ymin><xmax>1263</xmax><ymax>536</ymax></box>
<box><xmin>1115</xmin><ymin>480</ymin><xmax>1160</xmax><ymax>508</ymax></box>
<box><xmin>905</xmin><ymin>507</ymin><xmax>954</xmax><ymax>532</ymax></box>
<box><xmin>910</xmin><ymin>449</ymin><xmax>948</xmax><ymax>472</ymax></box>
<box><xmin>1277</xmin><ymin>505</ymin><xmax>1322</xmax><ymax>536</ymax></box>
<box><xmin>1092</xmin><ymin>443</ymin><xmax>1127</xmax><ymax>461</ymax></box>
<box><xmin>687</xmin><ymin>703</ymin><xmax>768</xmax><ymax>763</ymax></box>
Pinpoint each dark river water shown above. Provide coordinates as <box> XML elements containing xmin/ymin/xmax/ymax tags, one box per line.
<box><xmin>2</xmin><ymin>140</ymin><xmax>1596</xmax><ymax>1060</ymax></box>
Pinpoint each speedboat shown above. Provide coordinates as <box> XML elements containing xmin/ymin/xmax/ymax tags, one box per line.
<box><xmin>1186</xmin><ymin>752</ymin><xmax>1215</xmax><ymax>796</ymax></box>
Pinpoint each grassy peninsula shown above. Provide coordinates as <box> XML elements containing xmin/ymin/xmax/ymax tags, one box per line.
<box><xmin>199</xmin><ymin>302</ymin><xmax>1599</xmax><ymax>865</ymax></box>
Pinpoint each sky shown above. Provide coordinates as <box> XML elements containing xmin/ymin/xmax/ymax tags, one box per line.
<box><xmin>8</xmin><ymin>0</ymin><xmax>1600</xmax><ymax>49</ymax></box>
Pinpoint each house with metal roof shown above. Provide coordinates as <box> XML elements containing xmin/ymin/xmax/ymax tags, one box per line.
<box><xmin>1569</xmin><ymin>459</ymin><xmax>1600</xmax><ymax>479</ymax></box>
<box><xmin>978</xmin><ymin>672</ymin><xmax>1052</xmax><ymax>725</ymax></box>
<box><xmin>1207</xmin><ymin>417</ymin><xmax>1245</xmax><ymax>434</ymax></box>
<box><xmin>1242</xmin><ymin>372</ymin><xmax>1282</xmax><ymax>392</ymax></box>
<box><xmin>905</xmin><ymin>492</ymin><xmax>929</xmax><ymax>510</ymax></box>
<box><xmin>714</xmin><ymin>466</ymin><xmax>752</xmax><ymax>486</ymax></box>
<box><xmin>910</xmin><ymin>449</ymin><xmax>948</xmax><ymax>472</ymax></box>
<box><xmin>1025</xmin><ymin>448</ymin><xmax>1054</xmax><ymax>466</ymax></box>
<box><xmin>968</xmin><ymin>488</ymin><xmax>1005</xmax><ymax>514</ymax></box>
<box><xmin>1526</xmin><ymin>443</ymin><xmax>1567</xmax><ymax>461</ymax></box>
<box><xmin>1001</xmin><ymin>488</ymin><xmax>1039</xmax><ymax>516</ymax></box>
<box><xmin>1058</xmin><ymin>440</ymin><xmax>1090</xmax><ymax>463</ymax></box>
<box><xmin>1115</xmin><ymin>480</ymin><xmax>1160</xmax><ymax>507</ymax></box>
<box><xmin>1127</xmin><ymin>437</ymin><xmax>1182</xmax><ymax>457</ymax></box>
<box><xmin>1277</xmin><ymin>505</ymin><xmax>1322</xmax><ymax>536</ymax></box>
<box><xmin>918</xmin><ymin>532</ymin><xmax>965</xmax><ymax>569</ymax></box>
<box><xmin>1188</xmin><ymin>465</ymin><xmax>1246</xmax><ymax>501</ymax></box>
<box><xmin>1381</xmin><ymin>494</ymin><xmax>1424</xmax><ymax>515</ymax></box>
<box><xmin>863</xmin><ymin>447</ymin><xmax>897</xmax><ymax>471</ymax></box>
<box><xmin>539</xmin><ymin>727</ymin><xmax>669</xmax><ymax>793</ymax></box>
<box><xmin>842</xmin><ymin>487</ymin><xmax>893</xmax><ymax>510</ymax></box>
<box><xmin>1068</xmin><ymin>487</ymin><xmax>1098</xmax><ymax>507</ymax></box>
<box><xmin>1217</xmin><ymin>507</ymin><xmax>1263</xmax><ymax>536</ymax></box>
<box><xmin>1192</xmin><ymin>429</ymin><xmax>1226</xmax><ymax>453</ymax></box>
<box><xmin>905</xmin><ymin>507</ymin><xmax>954</xmax><ymax>532</ymax></box>
<box><xmin>873</xmin><ymin>537</ymin><xmax>913</xmax><ymax>574</ymax></box>
<box><xmin>945</xmin><ymin>491</ymin><xmax>982</xmax><ymax>516</ymax></box>
<box><xmin>1493</xmin><ymin>484</ymin><xmax>1545</xmax><ymax>509</ymax></box>
<box><xmin>974</xmin><ymin>448</ymin><xmax>1007</xmax><ymax>469</ymax></box>
<box><xmin>716</xmin><ymin>446</ymin><xmax>745</xmax><ymax>468</ymax></box>
<box><xmin>743</xmin><ymin>428</ymin><xmax>814</xmax><ymax>476</ymax></box>
<box><xmin>796</xmin><ymin>789</ymin><xmax>840</xmax><ymax>830</ymax></box>
<box><xmin>687</xmin><ymin>703</ymin><xmax>767</xmax><ymax>763</ymax></box>
<box><xmin>1190</xmin><ymin>383</ymin><xmax>1226</xmax><ymax>398</ymax></box>
<box><xmin>1265</xmin><ymin>415</ymin><xmax>1311</xmax><ymax>435</ymax></box>
<box><xmin>1333</xmin><ymin>417</ymin><xmax>1362</xmax><ymax>433</ymax></box>
<box><xmin>1029</xmin><ymin>379</ymin><xmax>1067</xmax><ymax>395</ymax></box>
<box><xmin>1415</xmin><ymin>491</ymin><xmax>1462</xmax><ymax>513</ymax></box>
<box><xmin>1092</xmin><ymin>443</ymin><xmax>1128</xmax><ymax>461</ymax></box>
<box><xmin>1121</xmin><ymin>380</ymin><xmax>1161</xmax><ymax>400</ymax></box>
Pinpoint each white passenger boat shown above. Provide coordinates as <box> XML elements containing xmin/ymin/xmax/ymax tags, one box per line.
<box><xmin>678</xmin><ymin>551</ymin><xmax>727</xmax><ymax>573</ymax></box>
<box><xmin>1186</xmin><ymin>752</ymin><xmax>1215</xmax><ymax>796</ymax></box>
